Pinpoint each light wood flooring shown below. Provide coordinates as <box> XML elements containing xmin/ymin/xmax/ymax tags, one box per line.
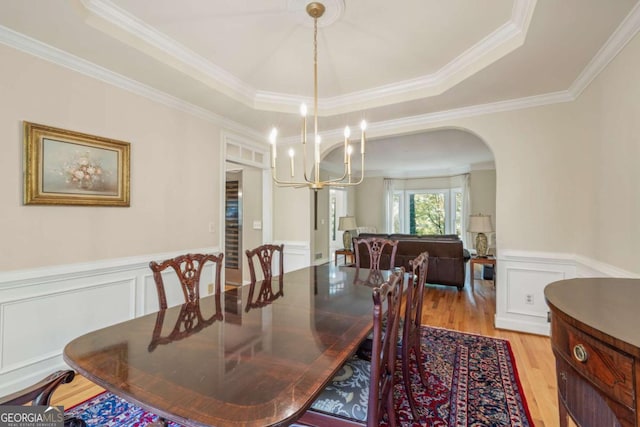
<box><xmin>50</xmin><ymin>272</ymin><xmax>559</xmax><ymax>426</ymax></box>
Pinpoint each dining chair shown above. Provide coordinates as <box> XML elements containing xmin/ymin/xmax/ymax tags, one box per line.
<box><xmin>149</xmin><ymin>253</ymin><xmax>223</xmax><ymax>310</ymax></box>
<box><xmin>0</xmin><ymin>370</ymin><xmax>86</xmax><ymax>427</ymax></box>
<box><xmin>401</xmin><ymin>251</ymin><xmax>429</xmax><ymax>420</ymax></box>
<box><xmin>245</xmin><ymin>243</ymin><xmax>284</xmax><ymax>283</ymax></box>
<box><xmin>295</xmin><ymin>268</ymin><xmax>405</xmax><ymax>427</ymax></box>
<box><xmin>352</xmin><ymin>237</ymin><xmax>399</xmax><ymax>361</ymax></box>
<box><xmin>353</xmin><ymin>237</ymin><xmax>398</xmax><ymax>271</ymax></box>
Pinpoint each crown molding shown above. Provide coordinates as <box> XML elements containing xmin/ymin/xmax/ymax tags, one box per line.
<box><xmin>79</xmin><ymin>0</ymin><xmax>255</xmax><ymax>105</ymax></box>
<box><xmin>366</xmin><ymin>91</ymin><xmax>574</xmax><ymax>139</ymax></box>
<box><xmin>569</xmin><ymin>0</ymin><xmax>640</xmax><ymax>98</ymax></box>
<box><xmin>3</xmin><ymin>0</ymin><xmax>639</xmax><ymax>146</ymax></box>
<box><xmin>79</xmin><ymin>0</ymin><xmax>536</xmax><ymax>116</ymax></box>
<box><xmin>322</xmin><ymin>0</ymin><xmax>537</xmax><ymax>113</ymax></box>
<box><xmin>0</xmin><ymin>25</ymin><xmax>263</xmax><ymax>142</ymax></box>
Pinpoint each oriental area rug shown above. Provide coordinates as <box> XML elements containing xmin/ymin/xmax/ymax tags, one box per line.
<box><xmin>65</xmin><ymin>326</ymin><xmax>532</xmax><ymax>426</ymax></box>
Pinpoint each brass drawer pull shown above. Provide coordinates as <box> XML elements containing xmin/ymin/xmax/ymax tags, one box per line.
<box><xmin>573</xmin><ymin>344</ymin><xmax>588</xmax><ymax>363</ymax></box>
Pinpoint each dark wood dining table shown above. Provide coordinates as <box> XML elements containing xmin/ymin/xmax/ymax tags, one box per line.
<box><xmin>63</xmin><ymin>265</ymin><xmax>392</xmax><ymax>427</ymax></box>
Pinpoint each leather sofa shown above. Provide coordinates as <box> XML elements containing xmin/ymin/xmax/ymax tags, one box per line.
<box><xmin>353</xmin><ymin>233</ymin><xmax>470</xmax><ymax>289</ymax></box>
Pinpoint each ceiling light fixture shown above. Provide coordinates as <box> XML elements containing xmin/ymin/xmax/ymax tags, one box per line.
<box><xmin>269</xmin><ymin>1</ymin><xmax>366</xmax><ymax>191</ymax></box>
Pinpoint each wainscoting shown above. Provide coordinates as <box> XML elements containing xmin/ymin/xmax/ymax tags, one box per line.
<box><xmin>0</xmin><ymin>247</ymin><xmax>220</xmax><ymax>396</ymax></box>
<box><xmin>495</xmin><ymin>250</ymin><xmax>639</xmax><ymax>336</ymax></box>
<box><xmin>0</xmin><ymin>243</ymin><xmax>311</xmax><ymax>396</ymax></box>
<box><xmin>2</xmin><ymin>244</ymin><xmax>634</xmax><ymax>396</ymax></box>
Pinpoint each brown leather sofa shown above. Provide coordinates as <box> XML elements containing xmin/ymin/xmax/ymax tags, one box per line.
<box><xmin>354</xmin><ymin>233</ymin><xmax>470</xmax><ymax>289</ymax></box>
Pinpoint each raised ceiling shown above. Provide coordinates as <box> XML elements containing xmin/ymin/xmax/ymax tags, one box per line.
<box><xmin>1</xmin><ymin>0</ymin><xmax>639</xmax><ymax>175</ymax></box>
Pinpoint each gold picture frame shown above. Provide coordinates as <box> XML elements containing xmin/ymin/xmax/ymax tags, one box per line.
<box><xmin>23</xmin><ymin>121</ymin><xmax>130</xmax><ymax>206</ymax></box>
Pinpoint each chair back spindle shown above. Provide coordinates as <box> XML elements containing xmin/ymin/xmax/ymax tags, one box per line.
<box><xmin>354</xmin><ymin>237</ymin><xmax>398</xmax><ymax>271</ymax></box>
<box><xmin>245</xmin><ymin>244</ymin><xmax>284</xmax><ymax>283</ymax></box>
<box><xmin>149</xmin><ymin>253</ymin><xmax>223</xmax><ymax>310</ymax></box>
<box><xmin>369</xmin><ymin>268</ymin><xmax>404</xmax><ymax>426</ymax></box>
<box><xmin>401</xmin><ymin>251</ymin><xmax>429</xmax><ymax>419</ymax></box>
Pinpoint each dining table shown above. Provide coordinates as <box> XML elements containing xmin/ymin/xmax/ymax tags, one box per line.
<box><xmin>63</xmin><ymin>264</ymin><xmax>393</xmax><ymax>427</ymax></box>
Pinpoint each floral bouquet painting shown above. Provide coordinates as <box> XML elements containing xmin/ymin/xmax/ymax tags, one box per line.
<box><xmin>24</xmin><ymin>121</ymin><xmax>129</xmax><ymax>206</ymax></box>
<box><xmin>42</xmin><ymin>138</ymin><xmax>119</xmax><ymax>195</ymax></box>
<box><xmin>62</xmin><ymin>151</ymin><xmax>111</xmax><ymax>191</ymax></box>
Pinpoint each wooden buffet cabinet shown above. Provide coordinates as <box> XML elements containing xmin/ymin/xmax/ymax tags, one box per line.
<box><xmin>545</xmin><ymin>278</ymin><xmax>640</xmax><ymax>427</ymax></box>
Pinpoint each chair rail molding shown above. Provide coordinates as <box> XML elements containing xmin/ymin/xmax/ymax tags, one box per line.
<box><xmin>0</xmin><ymin>247</ymin><xmax>219</xmax><ymax>397</ymax></box>
<box><xmin>495</xmin><ymin>249</ymin><xmax>639</xmax><ymax>336</ymax></box>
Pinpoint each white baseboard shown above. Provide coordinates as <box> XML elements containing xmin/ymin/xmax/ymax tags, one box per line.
<box><xmin>0</xmin><ymin>246</ymin><xmax>219</xmax><ymax>397</ymax></box>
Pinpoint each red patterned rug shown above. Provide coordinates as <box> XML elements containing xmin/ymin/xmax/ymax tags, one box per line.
<box><xmin>66</xmin><ymin>326</ymin><xmax>532</xmax><ymax>426</ymax></box>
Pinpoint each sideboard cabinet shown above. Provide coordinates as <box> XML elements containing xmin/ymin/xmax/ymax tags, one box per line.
<box><xmin>545</xmin><ymin>278</ymin><xmax>640</xmax><ymax>427</ymax></box>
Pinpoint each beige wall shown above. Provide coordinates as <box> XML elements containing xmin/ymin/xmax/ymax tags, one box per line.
<box><xmin>354</xmin><ymin>177</ymin><xmax>385</xmax><ymax>232</ymax></box>
<box><xmin>452</xmin><ymin>103</ymin><xmax>590</xmax><ymax>255</ymax></box>
<box><xmin>470</xmin><ymin>169</ymin><xmax>497</xmax><ymax>249</ymax></box>
<box><xmin>569</xmin><ymin>31</ymin><xmax>640</xmax><ymax>270</ymax></box>
<box><xmin>470</xmin><ymin>170</ymin><xmax>496</xmax><ymax>220</ymax></box>
<box><xmin>282</xmin><ymin>32</ymin><xmax>640</xmax><ymax>275</ymax></box>
<box><xmin>2</xmin><ymin>28</ymin><xmax>639</xmax><ymax>276</ymax></box>
<box><xmin>0</xmin><ymin>44</ymin><xmax>223</xmax><ymax>271</ymax></box>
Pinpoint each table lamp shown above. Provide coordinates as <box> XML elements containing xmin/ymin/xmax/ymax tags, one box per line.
<box><xmin>468</xmin><ymin>214</ymin><xmax>493</xmax><ymax>257</ymax></box>
<box><xmin>338</xmin><ymin>216</ymin><xmax>358</xmax><ymax>251</ymax></box>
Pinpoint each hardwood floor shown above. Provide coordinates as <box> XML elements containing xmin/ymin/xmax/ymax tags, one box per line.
<box><xmin>51</xmin><ymin>272</ymin><xmax>559</xmax><ymax>426</ymax></box>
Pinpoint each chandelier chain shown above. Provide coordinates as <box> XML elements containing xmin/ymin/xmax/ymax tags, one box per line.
<box><xmin>313</xmin><ymin>13</ymin><xmax>319</xmax><ymax>145</ymax></box>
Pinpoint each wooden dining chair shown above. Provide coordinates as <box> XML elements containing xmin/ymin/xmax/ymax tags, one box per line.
<box><xmin>354</xmin><ymin>237</ymin><xmax>398</xmax><ymax>271</ymax></box>
<box><xmin>401</xmin><ymin>251</ymin><xmax>430</xmax><ymax>420</ymax></box>
<box><xmin>149</xmin><ymin>253</ymin><xmax>223</xmax><ymax>310</ymax></box>
<box><xmin>245</xmin><ymin>243</ymin><xmax>284</xmax><ymax>283</ymax></box>
<box><xmin>296</xmin><ymin>268</ymin><xmax>405</xmax><ymax>427</ymax></box>
<box><xmin>0</xmin><ymin>370</ymin><xmax>87</xmax><ymax>427</ymax></box>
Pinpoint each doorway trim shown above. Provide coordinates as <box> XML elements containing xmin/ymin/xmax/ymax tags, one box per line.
<box><xmin>219</xmin><ymin>130</ymin><xmax>272</xmax><ymax>281</ymax></box>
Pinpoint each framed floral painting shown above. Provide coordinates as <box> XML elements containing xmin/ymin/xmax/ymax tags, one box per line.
<box><xmin>23</xmin><ymin>122</ymin><xmax>130</xmax><ymax>206</ymax></box>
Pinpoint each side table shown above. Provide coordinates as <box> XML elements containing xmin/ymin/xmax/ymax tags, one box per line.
<box><xmin>469</xmin><ymin>256</ymin><xmax>496</xmax><ymax>291</ymax></box>
<box><xmin>334</xmin><ymin>249</ymin><xmax>354</xmax><ymax>266</ymax></box>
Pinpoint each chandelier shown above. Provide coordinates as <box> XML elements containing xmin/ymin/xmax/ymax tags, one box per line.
<box><xmin>269</xmin><ymin>2</ymin><xmax>366</xmax><ymax>190</ymax></box>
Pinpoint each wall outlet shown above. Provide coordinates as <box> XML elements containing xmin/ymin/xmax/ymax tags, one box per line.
<box><xmin>525</xmin><ymin>294</ymin><xmax>534</xmax><ymax>305</ymax></box>
<box><xmin>208</xmin><ymin>283</ymin><xmax>214</xmax><ymax>294</ymax></box>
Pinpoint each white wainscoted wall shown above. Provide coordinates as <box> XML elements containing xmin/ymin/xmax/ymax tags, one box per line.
<box><xmin>0</xmin><ymin>247</ymin><xmax>219</xmax><ymax>397</ymax></box>
<box><xmin>0</xmin><ymin>242</ymin><xmax>312</xmax><ymax>396</ymax></box>
<box><xmin>2</xmin><ymin>241</ymin><xmax>636</xmax><ymax>396</ymax></box>
<box><xmin>495</xmin><ymin>250</ymin><xmax>639</xmax><ymax>336</ymax></box>
<box><xmin>277</xmin><ymin>241</ymin><xmax>311</xmax><ymax>275</ymax></box>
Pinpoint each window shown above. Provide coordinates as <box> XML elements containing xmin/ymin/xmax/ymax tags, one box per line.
<box><xmin>392</xmin><ymin>188</ymin><xmax>462</xmax><ymax>236</ymax></box>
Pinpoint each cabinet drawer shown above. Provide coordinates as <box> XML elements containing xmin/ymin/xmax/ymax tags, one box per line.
<box><xmin>556</xmin><ymin>356</ymin><xmax>635</xmax><ymax>427</ymax></box>
<box><xmin>552</xmin><ymin>317</ymin><xmax>635</xmax><ymax>409</ymax></box>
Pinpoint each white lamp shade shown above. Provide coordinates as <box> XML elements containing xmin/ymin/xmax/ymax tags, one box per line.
<box><xmin>338</xmin><ymin>216</ymin><xmax>358</xmax><ymax>231</ymax></box>
<box><xmin>468</xmin><ymin>214</ymin><xmax>493</xmax><ymax>233</ymax></box>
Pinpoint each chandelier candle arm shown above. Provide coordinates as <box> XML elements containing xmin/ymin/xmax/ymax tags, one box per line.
<box><xmin>288</xmin><ymin>148</ymin><xmax>295</xmax><ymax>177</ymax></box>
<box><xmin>269</xmin><ymin>128</ymin><xmax>277</xmax><ymax>169</ymax></box>
<box><xmin>344</xmin><ymin>126</ymin><xmax>350</xmax><ymax>164</ymax></box>
<box><xmin>269</xmin><ymin>1</ymin><xmax>368</xmax><ymax>191</ymax></box>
